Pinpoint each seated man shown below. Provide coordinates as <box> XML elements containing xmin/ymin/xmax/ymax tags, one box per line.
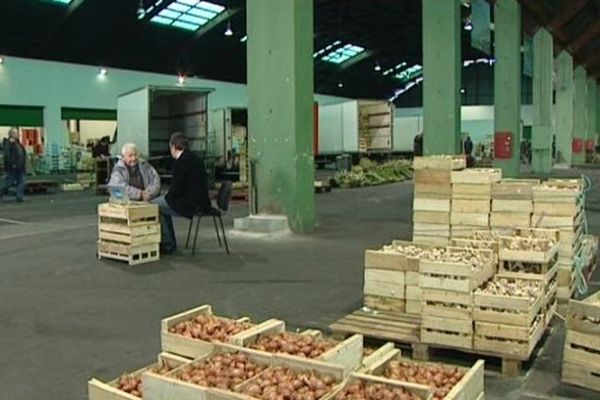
<box><xmin>152</xmin><ymin>132</ymin><xmax>211</xmax><ymax>254</ymax></box>
<box><xmin>108</xmin><ymin>143</ymin><xmax>160</xmax><ymax>201</ymax></box>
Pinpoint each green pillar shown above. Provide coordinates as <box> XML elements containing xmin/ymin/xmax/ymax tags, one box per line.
<box><xmin>587</xmin><ymin>78</ymin><xmax>597</xmax><ymax>145</ymax></box>
<box><xmin>531</xmin><ymin>28</ymin><xmax>553</xmax><ymax>174</ymax></box>
<box><xmin>573</xmin><ymin>67</ymin><xmax>587</xmax><ymax>165</ymax></box>
<box><xmin>247</xmin><ymin>0</ymin><xmax>314</xmax><ymax>232</ymax></box>
<box><xmin>597</xmin><ymin>84</ymin><xmax>600</xmax><ymax>144</ymax></box>
<box><xmin>555</xmin><ymin>51</ymin><xmax>574</xmax><ymax>166</ymax></box>
<box><xmin>493</xmin><ymin>0</ymin><xmax>521</xmax><ymax>177</ymax></box>
<box><xmin>422</xmin><ymin>0</ymin><xmax>461</xmax><ymax>155</ymax></box>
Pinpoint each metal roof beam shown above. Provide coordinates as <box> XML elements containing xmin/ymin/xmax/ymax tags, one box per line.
<box><xmin>569</xmin><ymin>20</ymin><xmax>600</xmax><ymax>53</ymax></box>
<box><xmin>548</xmin><ymin>0</ymin><xmax>588</xmax><ymax>31</ymax></box>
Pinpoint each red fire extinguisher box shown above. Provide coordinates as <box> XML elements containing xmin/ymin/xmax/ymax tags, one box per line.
<box><xmin>572</xmin><ymin>138</ymin><xmax>583</xmax><ymax>153</ymax></box>
<box><xmin>494</xmin><ymin>132</ymin><xmax>513</xmax><ymax>159</ymax></box>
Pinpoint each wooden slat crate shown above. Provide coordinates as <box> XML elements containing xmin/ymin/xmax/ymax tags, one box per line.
<box><xmin>452</xmin><ymin>184</ymin><xmax>492</xmax><ymax>200</ymax></box>
<box><xmin>451</xmin><ymin>225</ymin><xmax>492</xmax><ymax>239</ymax></box>
<box><xmin>492</xmin><ymin>199</ymin><xmax>533</xmax><ymax>213</ymax></box>
<box><xmin>365</xmin><ymin>241</ymin><xmax>436</xmax><ymax>272</ymax></box>
<box><xmin>473</xmin><ymin>277</ymin><xmax>544</xmax><ymax>327</ymax></box>
<box><xmin>327</xmin><ymin>373</ymin><xmax>434</xmax><ymax>400</ymax></box>
<box><xmin>364</xmin><ymin>269</ymin><xmax>405</xmax><ymax>299</ymax></box>
<box><xmin>414</xmin><ymin>169</ymin><xmax>452</xmax><ymax>185</ymax></box>
<box><xmin>565</xmin><ymin>290</ymin><xmax>600</xmax><ymax>335</ymax></box>
<box><xmin>414</xmin><ymin>198</ymin><xmax>451</xmax><ymax>212</ymax></box>
<box><xmin>451</xmin><ymin>168</ymin><xmax>501</xmax><ymax>184</ymax></box>
<box><xmin>490</xmin><ymin>213</ymin><xmax>531</xmax><ymax>229</ymax></box>
<box><xmin>531</xmin><ymin>210</ymin><xmax>583</xmax><ymax>231</ymax></box>
<box><xmin>232</xmin><ymin>319</ymin><xmax>364</xmax><ymax>376</ymax></box>
<box><xmin>421</xmin><ymin>289</ymin><xmax>473</xmax><ymax>320</ymax></box>
<box><xmin>421</xmin><ymin>314</ymin><xmax>473</xmax><ymax>349</ymax></box>
<box><xmin>98</xmin><ymin>222</ymin><xmax>160</xmax><ymax>246</ymax></box>
<box><xmin>452</xmin><ymin>199</ymin><xmax>490</xmax><ymax>214</ymax></box>
<box><xmin>533</xmin><ymin>181</ymin><xmax>582</xmax><ymax>204</ymax></box>
<box><xmin>88</xmin><ymin>352</ymin><xmax>190</xmax><ymax>400</ymax></box>
<box><xmin>414</xmin><ymin>223</ymin><xmax>451</xmax><ymax>237</ymax></box>
<box><xmin>451</xmin><ymin>213</ymin><xmax>489</xmax><ymax>227</ymax></box>
<box><xmin>98</xmin><ymin>202</ymin><xmax>159</xmax><ymax>226</ymax></box>
<box><xmin>361</xmin><ymin>347</ymin><xmax>485</xmax><ymax>400</ymax></box>
<box><xmin>498</xmin><ymin>234</ymin><xmax>559</xmax><ymax>264</ymax></box>
<box><xmin>97</xmin><ymin>241</ymin><xmax>159</xmax><ymax>266</ymax></box>
<box><xmin>413</xmin><ymin>156</ymin><xmax>466</xmax><ymax>170</ymax></box>
<box><xmin>419</xmin><ymin>248</ymin><xmax>495</xmax><ymax>293</ymax></box>
<box><xmin>160</xmin><ymin>305</ymin><xmax>257</xmax><ymax>359</ymax></box>
<box><xmin>413</xmin><ymin>235</ymin><xmax>451</xmax><ymax>246</ymax></box>
<box><xmin>533</xmin><ymin>201</ymin><xmax>582</xmax><ymax>217</ymax></box>
<box><xmin>474</xmin><ymin>315</ymin><xmax>545</xmax><ymax>358</ymax></box>
<box><xmin>562</xmin><ymin>330</ymin><xmax>600</xmax><ymax>392</ymax></box>
<box><xmin>491</xmin><ymin>179</ymin><xmax>540</xmax><ymax>200</ymax></box>
<box><xmin>497</xmin><ymin>258</ymin><xmax>558</xmax><ymax>283</ymax></box>
<box><xmin>414</xmin><ymin>211</ymin><xmax>451</xmax><ymax>224</ymax></box>
<box><xmin>415</xmin><ymin>184</ymin><xmax>453</xmax><ymax>199</ymax></box>
<box><xmin>364</xmin><ymin>296</ymin><xmax>405</xmax><ymax>312</ymax></box>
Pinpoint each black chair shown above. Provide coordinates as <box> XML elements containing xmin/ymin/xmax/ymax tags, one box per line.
<box><xmin>185</xmin><ymin>181</ymin><xmax>232</xmax><ymax>256</ymax></box>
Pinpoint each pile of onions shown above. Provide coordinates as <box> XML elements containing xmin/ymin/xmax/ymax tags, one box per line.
<box><xmin>250</xmin><ymin>333</ymin><xmax>336</xmax><ymax>358</ymax></box>
<box><xmin>117</xmin><ymin>362</ymin><xmax>174</xmax><ymax>397</ymax></box>
<box><xmin>383</xmin><ymin>361</ymin><xmax>465</xmax><ymax>400</ymax></box>
<box><xmin>174</xmin><ymin>352</ymin><xmax>266</xmax><ymax>390</ymax></box>
<box><xmin>240</xmin><ymin>367</ymin><xmax>336</xmax><ymax>400</ymax></box>
<box><xmin>335</xmin><ymin>380</ymin><xmax>421</xmax><ymax>400</ymax></box>
<box><xmin>168</xmin><ymin>315</ymin><xmax>252</xmax><ymax>342</ymax></box>
<box><xmin>476</xmin><ymin>277</ymin><xmax>542</xmax><ymax>302</ymax></box>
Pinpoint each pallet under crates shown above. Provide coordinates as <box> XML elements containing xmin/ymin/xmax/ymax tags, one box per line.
<box><xmin>97</xmin><ymin>202</ymin><xmax>161</xmax><ymax>266</ymax></box>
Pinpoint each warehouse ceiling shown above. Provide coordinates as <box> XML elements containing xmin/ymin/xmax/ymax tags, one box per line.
<box><xmin>0</xmin><ymin>0</ymin><xmax>598</xmax><ymax>104</ymax></box>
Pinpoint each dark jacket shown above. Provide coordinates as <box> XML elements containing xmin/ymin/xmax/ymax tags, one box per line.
<box><xmin>3</xmin><ymin>139</ymin><xmax>26</xmax><ymax>172</ymax></box>
<box><xmin>464</xmin><ymin>138</ymin><xmax>473</xmax><ymax>155</ymax></box>
<box><xmin>165</xmin><ymin>151</ymin><xmax>211</xmax><ymax>218</ymax></box>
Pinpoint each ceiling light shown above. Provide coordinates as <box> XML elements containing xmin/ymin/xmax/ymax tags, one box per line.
<box><xmin>225</xmin><ymin>21</ymin><xmax>233</xmax><ymax>36</ymax></box>
<box><xmin>464</xmin><ymin>22</ymin><xmax>473</xmax><ymax>31</ymax></box>
<box><xmin>0</xmin><ymin>56</ymin><xmax>4</xmax><ymax>65</ymax></box>
<box><xmin>460</xmin><ymin>88</ymin><xmax>466</xmax><ymax>94</ymax></box>
<box><xmin>178</xmin><ymin>75</ymin><xmax>186</xmax><ymax>85</ymax></box>
<box><xmin>99</xmin><ymin>67</ymin><xmax>108</xmax><ymax>76</ymax></box>
<box><xmin>374</xmin><ymin>62</ymin><xmax>382</xmax><ymax>72</ymax></box>
<box><xmin>338</xmin><ymin>82</ymin><xmax>344</xmax><ymax>88</ymax></box>
<box><xmin>240</xmin><ymin>35</ymin><xmax>247</xmax><ymax>43</ymax></box>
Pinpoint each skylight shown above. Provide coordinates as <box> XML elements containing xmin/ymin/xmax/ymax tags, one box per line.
<box><xmin>315</xmin><ymin>42</ymin><xmax>365</xmax><ymax>65</ymax></box>
<box><xmin>395</xmin><ymin>65</ymin><xmax>423</xmax><ymax>83</ymax></box>
<box><xmin>150</xmin><ymin>0</ymin><xmax>226</xmax><ymax>32</ymax></box>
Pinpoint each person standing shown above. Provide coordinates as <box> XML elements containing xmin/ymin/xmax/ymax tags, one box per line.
<box><xmin>1</xmin><ymin>127</ymin><xmax>26</xmax><ymax>202</ymax></box>
<box><xmin>108</xmin><ymin>143</ymin><xmax>160</xmax><ymax>201</ymax></box>
<box><xmin>152</xmin><ymin>132</ymin><xmax>211</xmax><ymax>254</ymax></box>
<box><xmin>464</xmin><ymin>135</ymin><xmax>474</xmax><ymax>156</ymax></box>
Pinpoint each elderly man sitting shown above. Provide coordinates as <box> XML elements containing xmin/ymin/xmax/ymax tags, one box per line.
<box><xmin>108</xmin><ymin>143</ymin><xmax>160</xmax><ymax>201</ymax></box>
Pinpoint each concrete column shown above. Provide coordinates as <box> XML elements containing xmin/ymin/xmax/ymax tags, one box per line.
<box><xmin>573</xmin><ymin>67</ymin><xmax>587</xmax><ymax>165</ymax></box>
<box><xmin>531</xmin><ymin>28</ymin><xmax>553</xmax><ymax>174</ymax></box>
<box><xmin>555</xmin><ymin>51</ymin><xmax>574</xmax><ymax>166</ymax></box>
<box><xmin>587</xmin><ymin>78</ymin><xmax>597</xmax><ymax>145</ymax></box>
<box><xmin>246</xmin><ymin>0</ymin><xmax>314</xmax><ymax>232</ymax></box>
<box><xmin>597</xmin><ymin>83</ymin><xmax>600</xmax><ymax>143</ymax></box>
<box><xmin>493</xmin><ymin>0</ymin><xmax>521</xmax><ymax>177</ymax></box>
<box><xmin>43</xmin><ymin>104</ymin><xmax>68</xmax><ymax>150</ymax></box>
<box><xmin>422</xmin><ymin>0</ymin><xmax>461</xmax><ymax>155</ymax></box>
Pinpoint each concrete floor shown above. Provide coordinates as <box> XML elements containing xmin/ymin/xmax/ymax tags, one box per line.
<box><xmin>1</xmin><ymin>169</ymin><xmax>599</xmax><ymax>400</ymax></box>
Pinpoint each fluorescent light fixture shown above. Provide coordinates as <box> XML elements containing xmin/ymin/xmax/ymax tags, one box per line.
<box><xmin>395</xmin><ymin>64</ymin><xmax>422</xmax><ymax>83</ymax></box>
<box><xmin>149</xmin><ymin>0</ymin><xmax>225</xmax><ymax>32</ymax></box>
<box><xmin>321</xmin><ymin>43</ymin><xmax>365</xmax><ymax>64</ymax></box>
<box><xmin>178</xmin><ymin>75</ymin><xmax>186</xmax><ymax>85</ymax></box>
<box><xmin>46</xmin><ymin>0</ymin><xmax>73</xmax><ymax>4</ymax></box>
<box><xmin>460</xmin><ymin>88</ymin><xmax>466</xmax><ymax>94</ymax></box>
<box><xmin>337</xmin><ymin>82</ymin><xmax>344</xmax><ymax>88</ymax></box>
<box><xmin>374</xmin><ymin>62</ymin><xmax>382</xmax><ymax>72</ymax></box>
<box><xmin>225</xmin><ymin>21</ymin><xmax>233</xmax><ymax>36</ymax></box>
<box><xmin>98</xmin><ymin>67</ymin><xmax>108</xmax><ymax>76</ymax></box>
<box><xmin>0</xmin><ymin>56</ymin><xmax>4</xmax><ymax>65</ymax></box>
<box><xmin>464</xmin><ymin>22</ymin><xmax>473</xmax><ymax>31</ymax></box>
<box><xmin>240</xmin><ymin>35</ymin><xmax>247</xmax><ymax>42</ymax></box>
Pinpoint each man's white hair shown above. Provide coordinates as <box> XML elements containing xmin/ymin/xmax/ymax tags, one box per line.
<box><xmin>121</xmin><ymin>143</ymin><xmax>138</xmax><ymax>156</ymax></box>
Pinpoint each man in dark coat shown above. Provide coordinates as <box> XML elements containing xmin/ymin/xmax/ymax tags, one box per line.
<box><xmin>1</xmin><ymin>127</ymin><xmax>26</xmax><ymax>202</ymax></box>
<box><xmin>152</xmin><ymin>132</ymin><xmax>211</xmax><ymax>254</ymax></box>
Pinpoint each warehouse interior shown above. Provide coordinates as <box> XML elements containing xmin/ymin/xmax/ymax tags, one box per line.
<box><xmin>1</xmin><ymin>1</ymin><xmax>600</xmax><ymax>400</ymax></box>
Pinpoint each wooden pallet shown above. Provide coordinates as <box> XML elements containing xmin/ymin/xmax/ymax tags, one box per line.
<box><xmin>97</xmin><ymin>241</ymin><xmax>159</xmax><ymax>266</ymax></box>
<box><xmin>25</xmin><ymin>179</ymin><xmax>58</xmax><ymax>193</ymax></box>
<box><xmin>562</xmin><ymin>329</ymin><xmax>600</xmax><ymax>392</ymax></box>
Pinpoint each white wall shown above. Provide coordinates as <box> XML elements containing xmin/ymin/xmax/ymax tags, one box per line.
<box><xmin>0</xmin><ymin>56</ymin><xmax>347</xmax><ymax>150</ymax></box>
<box><xmin>394</xmin><ymin>105</ymin><xmax>533</xmax><ymax>152</ymax></box>
<box><xmin>76</xmin><ymin>120</ymin><xmax>117</xmax><ymax>144</ymax></box>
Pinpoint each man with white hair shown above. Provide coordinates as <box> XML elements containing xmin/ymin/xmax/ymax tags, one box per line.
<box><xmin>108</xmin><ymin>143</ymin><xmax>160</xmax><ymax>201</ymax></box>
<box><xmin>1</xmin><ymin>127</ymin><xmax>26</xmax><ymax>202</ymax></box>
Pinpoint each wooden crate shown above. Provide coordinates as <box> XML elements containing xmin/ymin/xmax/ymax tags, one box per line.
<box><xmin>364</xmin><ymin>268</ymin><xmax>405</xmax><ymax>299</ymax></box>
<box><xmin>419</xmin><ymin>248</ymin><xmax>495</xmax><ymax>293</ymax></box>
<box><xmin>365</xmin><ymin>241</ymin><xmax>433</xmax><ymax>272</ymax></box>
<box><xmin>414</xmin><ymin>198</ymin><xmax>451</xmax><ymax>212</ymax></box>
<box><xmin>473</xmin><ymin>277</ymin><xmax>544</xmax><ymax>327</ymax></box>
<box><xmin>490</xmin><ymin>213</ymin><xmax>531</xmax><ymax>229</ymax></box>
<box><xmin>452</xmin><ymin>184</ymin><xmax>492</xmax><ymax>200</ymax></box>
<box><xmin>98</xmin><ymin>202</ymin><xmax>159</xmax><ymax>225</ymax></box>
<box><xmin>406</xmin><ymin>299</ymin><xmax>422</xmax><ymax>314</ymax></box>
<box><xmin>406</xmin><ymin>285</ymin><xmax>422</xmax><ymax>302</ymax></box>
<box><xmin>451</xmin><ymin>225</ymin><xmax>491</xmax><ymax>239</ymax></box>
<box><xmin>412</xmin><ymin>235</ymin><xmax>450</xmax><ymax>246</ymax></box>
<box><xmin>88</xmin><ymin>353</ymin><xmax>190</xmax><ymax>400</ymax></box>
<box><xmin>232</xmin><ymin>319</ymin><xmax>364</xmax><ymax>375</ymax></box>
<box><xmin>414</xmin><ymin>210</ymin><xmax>451</xmax><ymax>224</ymax></box>
<box><xmin>491</xmin><ymin>179</ymin><xmax>540</xmax><ymax>200</ymax></box>
<box><xmin>562</xmin><ymin>330</ymin><xmax>600</xmax><ymax>392</ymax></box>
<box><xmin>498</xmin><ymin>237</ymin><xmax>558</xmax><ymax>264</ymax></box>
<box><xmin>414</xmin><ymin>169</ymin><xmax>451</xmax><ymax>185</ymax></box>
<box><xmin>421</xmin><ymin>314</ymin><xmax>473</xmax><ymax>349</ymax></box>
<box><xmin>451</xmin><ymin>169</ymin><xmax>502</xmax><ymax>184</ymax></box>
<box><xmin>361</xmin><ymin>347</ymin><xmax>485</xmax><ymax>400</ymax></box>
<box><xmin>414</xmin><ymin>223</ymin><xmax>450</xmax><ymax>237</ymax></box>
<box><xmin>533</xmin><ymin>183</ymin><xmax>582</xmax><ymax>204</ymax></box>
<box><xmin>452</xmin><ymin>199</ymin><xmax>490</xmax><ymax>214</ymax></box>
<box><xmin>413</xmin><ymin>156</ymin><xmax>466</xmax><ymax>170</ymax></box>
<box><xmin>497</xmin><ymin>258</ymin><xmax>558</xmax><ymax>283</ymax></box>
<box><xmin>491</xmin><ymin>199</ymin><xmax>533</xmax><ymax>213</ymax></box>
<box><xmin>97</xmin><ymin>241</ymin><xmax>159</xmax><ymax>266</ymax></box>
<box><xmin>160</xmin><ymin>305</ymin><xmax>257</xmax><ymax>359</ymax></box>
<box><xmin>327</xmin><ymin>373</ymin><xmax>433</xmax><ymax>400</ymax></box>
<box><xmin>531</xmin><ymin>210</ymin><xmax>583</xmax><ymax>230</ymax></box>
<box><xmin>329</xmin><ymin>310</ymin><xmax>421</xmax><ymax>345</ymax></box>
<box><xmin>406</xmin><ymin>271</ymin><xmax>420</xmax><ymax>286</ymax></box>
<box><xmin>364</xmin><ymin>295</ymin><xmax>405</xmax><ymax>312</ymax></box>
<box><xmin>473</xmin><ymin>316</ymin><xmax>545</xmax><ymax>358</ymax></box>
<box><xmin>415</xmin><ymin>184</ymin><xmax>452</xmax><ymax>199</ymax></box>
<box><xmin>98</xmin><ymin>222</ymin><xmax>160</xmax><ymax>246</ymax></box>
<box><xmin>565</xmin><ymin>290</ymin><xmax>600</xmax><ymax>335</ymax></box>
<box><xmin>451</xmin><ymin>238</ymin><xmax>499</xmax><ymax>255</ymax></box>
<box><xmin>451</xmin><ymin>213</ymin><xmax>489</xmax><ymax>227</ymax></box>
<box><xmin>421</xmin><ymin>289</ymin><xmax>473</xmax><ymax>320</ymax></box>
<box><xmin>533</xmin><ymin>201</ymin><xmax>582</xmax><ymax>217</ymax></box>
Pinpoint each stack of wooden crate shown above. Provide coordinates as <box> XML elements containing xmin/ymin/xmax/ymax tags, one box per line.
<box><xmin>413</xmin><ymin>156</ymin><xmax>466</xmax><ymax>245</ymax></box>
<box><xmin>97</xmin><ymin>202</ymin><xmax>161</xmax><ymax>266</ymax></box>
<box><xmin>532</xmin><ymin>179</ymin><xmax>584</xmax><ymax>310</ymax></box>
<box><xmin>419</xmin><ymin>247</ymin><xmax>495</xmax><ymax>349</ymax></box>
<box><xmin>490</xmin><ymin>179</ymin><xmax>539</xmax><ymax>229</ymax></box>
<box><xmin>363</xmin><ymin>241</ymin><xmax>439</xmax><ymax>313</ymax></box>
<box><xmin>450</xmin><ymin>168</ymin><xmax>501</xmax><ymax>238</ymax></box>
<box><xmin>562</xmin><ymin>290</ymin><xmax>600</xmax><ymax>392</ymax></box>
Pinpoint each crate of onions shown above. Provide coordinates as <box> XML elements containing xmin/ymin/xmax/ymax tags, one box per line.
<box><xmin>161</xmin><ymin>304</ymin><xmax>261</xmax><ymax>359</ymax></box>
<box><xmin>361</xmin><ymin>347</ymin><xmax>484</xmax><ymax>400</ymax></box>
<box><xmin>329</xmin><ymin>373</ymin><xmax>434</xmax><ymax>400</ymax></box>
<box><xmin>233</xmin><ymin>319</ymin><xmax>364</xmax><ymax>376</ymax></box>
<box><xmin>88</xmin><ymin>352</ymin><xmax>190</xmax><ymax>400</ymax></box>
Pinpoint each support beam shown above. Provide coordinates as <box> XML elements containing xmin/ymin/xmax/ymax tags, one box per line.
<box><xmin>555</xmin><ymin>51</ymin><xmax>574</xmax><ymax>166</ymax></box>
<box><xmin>246</xmin><ymin>0</ymin><xmax>314</xmax><ymax>232</ymax></box>
<box><xmin>569</xmin><ymin>20</ymin><xmax>600</xmax><ymax>54</ymax></box>
<box><xmin>597</xmin><ymin>83</ymin><xmax>600</xmax><ymax>143</ymax></box>
<box><xmin>422</xmin><ymin>0</ymin><xmax>461</xmax><ymax>155</ymax></box>
<box><xmin>573</xmin><ymin>67</ymin><xmax>588</xmax><ymax>165</ymax></box>
<box><xmin>548</xmin><ymin>0</ymin><xmax>588</xmax><ymax>32</ymax></box>
<box><xmin>493</xmin><ymin>0</ymin><xmax>521</xmax><ymax>177</ymax></box>
<box><xmin>532</xmin><ymin>28</ymin><xmax>553</xmax><ymax>174</ymax></box>
<box><xmin>588</xmin><ymin>78</ymin><xmax>597</xmax><ymax>147</ymax></box>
